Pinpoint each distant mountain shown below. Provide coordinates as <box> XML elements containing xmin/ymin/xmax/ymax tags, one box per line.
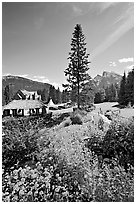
<box><xmin>93</xmin><ymin>71</ymin><xmax>122</xmax><ymax>91</ymax></box>
<box><xmin>2</xmin><ymin>75</ymin><xmax>51</xmax><ymax>105</ymax></box>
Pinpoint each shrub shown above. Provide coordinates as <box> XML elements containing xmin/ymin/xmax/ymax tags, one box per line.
<box><xmin>102</xmin><ymin>117</ymin><xmax>134</xmax><ymax>171</ymax></box>
<box><xmin>62</xmin><ymin>118</ymin><xmax>72</xmax><ymax>127</ymax></box>
<box><xmin>2</xmin><ymin>128</ymin><xmax>40</xmax><ymax>169</ymax></box>
<box><xmin>93</xmin><ymin>162</ymin><xmax>134</xmax><ymax>202</ymax></box>
<box><xmin>70</xmin><ymin>112</ymin><xmax>83</xmax><ymax>125</ymax></box>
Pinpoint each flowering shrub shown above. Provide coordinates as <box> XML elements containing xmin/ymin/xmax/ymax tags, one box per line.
<box><xmin>103</xmin><ymin>117</ymin><xmax>134</xmax><ymax>171</ymax></box>
<box><xmin>2</xmin><ymin>129</ymin><xmax>40</xmax><ymax>169</ymax></box>
<box><xmin>93</xmin><ymin>161</ymin><xmax>134</xmax><ymax>202</ymax></box>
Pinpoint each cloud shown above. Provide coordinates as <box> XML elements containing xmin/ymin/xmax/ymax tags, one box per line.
<box><xmin>70</xmin><ymin>2</ymin><xmax>117</xmax><ymax>18</ymax></box>
<box><xmin>33</xmin><ymin>75</ymin><xmax>46</xmax><ymax>79</ymax></box>
<box><xmin>72</xmin><ymin>4</ymin><xmax>83</xmax><ymax>17</ymax></box>
<box><xmin>97</xmin><ymin>2</ymin><xmax>117</xmax><ymax>14</ymax></box>
<box><xmin>125</xmin><ymin>64</ymin><xmax>134</xmax><ymax>74</ymax></box>
<box><xmin>32</xmin><ymin>76</ymin><xmax>63</xmax><ymax>91</ymax></box>
<box><xmin>34</xmin><ymin>17</ymin><xmax>45</xmax><ymax>30</ymax></box>
<box><xmin>92</xmin><ymin>8</ymin><xmax>133</xmax><ymax>59</ymax></box>
<box><xmin>33</xmin><ymin>76</ymin><xmax>50</xmax><ymax>84</ymax></box>
<box><xmin>109</xmin><ymin>61</ymin><xmax>116</xmax><ymax>67</ymax></box>
<box><xmin>118</xmin><ymin>58</ymin><xmax>134</xmax><ymax>63</ymax></box>
<box><xmin>113</xmin><ymin>2</ymin><xmax>134</xmax><ymax>25</ymax></box>
<box><xmin>92</xmin><ymin>3</ymin><xmax>133</xmax><ymax>59</ymax></box>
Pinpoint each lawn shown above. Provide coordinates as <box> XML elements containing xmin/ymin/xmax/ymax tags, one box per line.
<box><xmin>93</xmin><ymin>102</ymin><xmax>134</xmax><ymax>118</ymax></box>
<box><xmin>51</xmin><ymin>102</ymin><xmax>134</xmax><ymax>120</ymax></box>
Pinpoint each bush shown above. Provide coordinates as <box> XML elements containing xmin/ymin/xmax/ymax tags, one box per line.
<box><xmin>102</xmin><ymin>117</ymin><xmax>134</xmax><ymax>171</ymax></box>
<box><xmin>2</xmin><ymin>129</ymin><xmax>40</xmax><ymax>169</ymax></box>
<box><xmin>70</xmin><ymin>111</ymin><xmax>83</xmax><ymax>125</ymax></box>
<box><xmin>93</xmin><ymin>162</ymin><xmax>134</xmax><ymax>202</ymax></box>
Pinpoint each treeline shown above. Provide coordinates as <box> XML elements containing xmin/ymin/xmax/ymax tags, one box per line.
<box><xmin>37</xmin><ymin>85</ymin><xmax>70</xmax><ymax>104</ymax></box>
<box><xmin>94</xmin><ymin>83</ymin><xmax>119</xmax><ymax>103</ymax></box>
<box><xmin>94</xmin><ymin>68</ymin><xmax>134</xmax><ymax>106</ymax></box>
<box><xmin>118</xmin><ymin>69</ymin><xmax>134</xmax><ymax>106</ymax></box>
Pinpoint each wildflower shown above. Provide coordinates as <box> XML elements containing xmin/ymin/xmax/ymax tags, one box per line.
<box><xmin>39</xmin><ymin>190</ymin><xmax>44</xmax><ymax>195</ymax></box>
<box><xmin>21</xmin><ymin>177</ymin><xmax>25</xmax><ymax>183</ymax></box>
<box><xmin>55</xmin><ymin>186</ymin><xmax>61</xmax><ymax>192</ymax></box>
<box><xmin>19</xmin><ymin>189</ymin><xmax>25</xmax><ymax>196</ymax></box>
<box><xmin>84</xmin><ymin>174</ymin><xmax>88</xmax><ymax>179</ymax></box>
<box><xmin>58</xmin><ymin>176</ymin><xmax>62</xmax><ymax>181</ymax></box>
<box><xmin>56</xmin><ymin>173</ymin><xmax>59</xmax><ymax>177</ymax></box>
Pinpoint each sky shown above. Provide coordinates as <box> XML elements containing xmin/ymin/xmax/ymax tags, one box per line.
<box><xmin>2</xmin><ymin>2</ymin><xmax>134</xmax><ymax>90</ymax></box>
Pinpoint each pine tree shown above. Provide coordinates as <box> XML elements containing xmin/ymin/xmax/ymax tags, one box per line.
<box><xmin>56</xmin><ymin>87</ymin><xmax>62</xmax><ymax>104</ymax></box>
<box><xmin>41</xmin><ymin>88</ymin><xmax>46</xmax><ymax>101</ymax></box>
<box><xmin>48</xmin><ymin>85</ymin><xmax>57</xmax><ymax>104</ymax></box>
<box><xmin>125</xmin><ymin>68</ymin><xmax>134</xmax><ymax>106</ymax></box>
<box><xmin>61</xmin><ymin>90</ymin><xmax>70</xmax><ymax>103</ymax></box>
<box><xmin>4</xmin><ymin>85</ymin><xmax>10</xmax><ymax>104</ymax></box>
<box><xmin>94</xmin><ymin>89</ymin><xmax>106</xmax><ymax>103</ymax></box>
<box><xmin>64</xmin><ymin>24</ymin><xmax>90</xmax><ymax>108</ymax></box>
<box><xmin>118</xmin><ymin>72</ymin><xmax>127</xmax><ymax>106</ymax></box>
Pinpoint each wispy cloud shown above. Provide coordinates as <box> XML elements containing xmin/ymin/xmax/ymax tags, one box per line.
<box><xmin>125</xmin><ymin>64</ymin><xmax>134</xmax><ymax>74</ymax></box>
<box><xmin>97</xmin><ymin>2</ymin><xmax>117</xmax><ymax>14</ymax></box>
<box><xmin>113</xmin><ymin>2</ymin><xmax>134</xmax><ymax>26</ymax></box>
<box><xmin>109</xmin><ymin>61</ymin><xmax>116</xmax><ymax>67</ymax></box>
<box><xmin>72</xmin><ymin>4</ymin><xmax>83</xmax><ymax>17</ymax></box>
<box><xmin>119</xmin><ymin>57</ymin><xmax>134</xmax><ymax>63</ymax></box>
<box><xmin>32</xmin><ymin>75</ymin><xmax>63</xmax><ymax>91</ymax></box>
<box><xmin>33</xmin><ymin>76</ymin><xmax>50</xmax><ymax>83</ymax></box>
<box><xmin>34</xmin><ymin>17</ymin><xmax>45</xmax><ymax>30</ymax></box>
<box><xmin>92</xmin><ymin>3</ymin><xmax>134</xmax><ymax>59</ymax></box>
<box><xmin>70</xmin><ymin>2</ymin><xmax>117</xmax><ymax>18</ymax></box>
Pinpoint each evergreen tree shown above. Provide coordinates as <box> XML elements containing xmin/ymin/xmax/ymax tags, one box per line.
<box><xmin>64</xmin><ymin>24</ymin><xmax>90</xmax><ymax>108</ymax></box>
<box><xmin>118</xmin><ymin>72</ymin><xmax>127</xmax><ymax>106</ymax></box>
<box><xmin>56</xmin><ymin>87</ymin><xmax>62</xmax><ymax>104</ymax></box>
<box><xmin>125</xmin><ymin>68</ymin><xmax>134</xmax><ymax>106</ymax></box>
<box><xmin>4</xmin><ymin>85</ymin><xmax>10</xmax><ymax>104</ymax></box>
<box><xmin>94</xmin><ymin>89</ymin><xmax>106</xmax><ymax>103</ymax></box>
<box><xmin>48</xmin><ymin>85</ymin><xmax>57</xmax><ymax>104</ymax></box>
<box><xmin>41</xmin><ymin>88</ymin><xmax>47</xmax><ymax>101</ymax></box>
<box><xmin>61</xmin><ymin>90</ymin><xmax>70</xmax><ymax>103</ymax></box>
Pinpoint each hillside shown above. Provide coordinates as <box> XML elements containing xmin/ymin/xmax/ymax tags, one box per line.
<box><xmin>2</xmin><ymin>75</ymin><xmax>51</xmax><ymax>105</ymax></box>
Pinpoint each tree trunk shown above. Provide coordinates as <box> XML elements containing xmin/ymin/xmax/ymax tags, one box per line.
<box><xmin>77</xmin><ymin>79</ymin><xmax>80</xmax><ymax>109</ymax></box>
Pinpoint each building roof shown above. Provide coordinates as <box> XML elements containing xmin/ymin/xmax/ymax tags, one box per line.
<box><xmin>3</xmin><ymin>100</ymin><xmax>46</xmax><ymax>110</ymax></box>
<box><xmin>21</xmin><ymin>90</ymin><xmax>39</xmax><ymax>97</ymax></box>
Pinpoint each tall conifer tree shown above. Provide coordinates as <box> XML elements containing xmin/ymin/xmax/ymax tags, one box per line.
<box><xmin>64</xmin><ymin>24</ymin><xmax>90</xmax><ymax>108</ymax></box>
<box><xmin>118</xmin><ymin>72</ymin><xmax>127</xmax><ymax>105</ymax></box>
<box><xmin>126</xmin><ymin>68</ymin><xmax>134</xmax><ymax>106</ymax></box>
